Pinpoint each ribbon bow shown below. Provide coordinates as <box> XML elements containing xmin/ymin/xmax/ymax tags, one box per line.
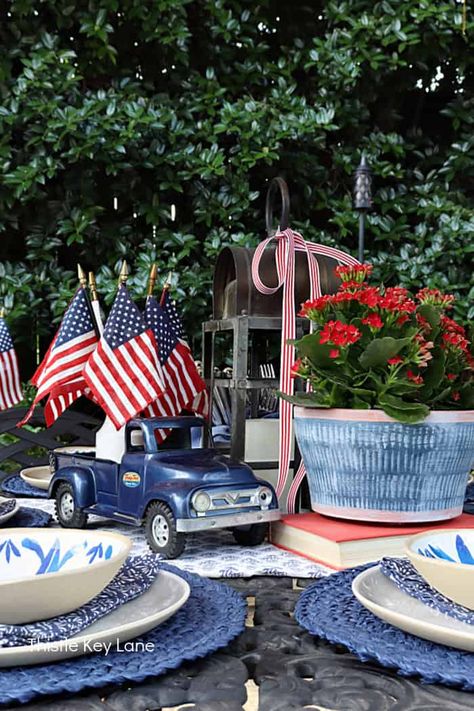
<box><xmin>252</xmin><ymin>228</ymin><xmax>359</xmax><ymax>512</ymax></box>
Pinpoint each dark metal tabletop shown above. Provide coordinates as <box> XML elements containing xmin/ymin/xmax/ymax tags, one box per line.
<box><xmin>11</xmin><ymin>576</ymin><xmax>474</xmax><ymax>711</ymax></box>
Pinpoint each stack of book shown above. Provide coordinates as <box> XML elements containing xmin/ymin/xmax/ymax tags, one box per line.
<box><xmin>270</xmin><ymin>512</ymin><xmax>474</xmax><ymax>569</ymax></box>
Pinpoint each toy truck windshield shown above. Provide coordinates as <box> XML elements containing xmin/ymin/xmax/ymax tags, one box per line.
<box><xmin>127</xmin><ymin>418</ymin><xmax>211</xmax><ymax>453</ymax></box>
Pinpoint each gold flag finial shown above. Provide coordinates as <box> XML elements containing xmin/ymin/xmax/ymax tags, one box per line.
<box><xmin>160</xmin><ymin>271</ymin><xmax>173</xmax><ymax>306</ymax></box>
<box><xmin>88</xmin><ymin>272</ymin><xmax>99</xmax><ymax>302</ymax></box>
<box><xmin>0</xmin><ymin>307</ymin><xmax>5</xmax><ymax>319</ymax></box>
<box><xmin>77</xmin><ymin>264</ymin><xmax>87</xmax><ymax>288</ymax></box>
<box><xmin>118</xmin><ymin>260</ymin><xmax>129</xmax><ymax>286</ymax></box>
<box><xmin>147</xmin><ymin>263</ymin><xmax>158</xmax><ymax>298</ymax></box>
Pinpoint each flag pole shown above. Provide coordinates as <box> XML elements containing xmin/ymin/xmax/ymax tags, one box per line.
<box><xmin>146</xmin><ymin>263</ymin><xmax>158</xmax><ymax>301</ymax></box>
<box><xmin>159</xmin><ymin>271</ymin><xmax>173</xmax><ymax>306</ymax></box>
<box><xmin>118</xmin><ymin>260</ymin><xmax>128</xmax><ymax>287</ymax></box>
<box><xmin>88</xmin><ymin>271</ymin><xmax>104</xmax><ymax>335</ymax></box>
<box><xmin>78</xmin><ymin>264</ymin><xmax>101</xmax><ymax>338</ymax></box>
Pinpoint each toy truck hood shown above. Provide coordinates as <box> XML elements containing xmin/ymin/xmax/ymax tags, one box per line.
<box><xmin>150</xmin><ymin>450</ymin><xmax>256</xmax><ymax>484</ymax></box>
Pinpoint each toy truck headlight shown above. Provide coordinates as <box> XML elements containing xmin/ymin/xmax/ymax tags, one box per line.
<box><xmin>258</xmin><ymin>487</ymin><xmax>273</xmax><ymax>506</ymax></box>
<box><xmin>191</xmin><ymin>491</ymin><xmax>211</xmax><ymax>513</ymax></box>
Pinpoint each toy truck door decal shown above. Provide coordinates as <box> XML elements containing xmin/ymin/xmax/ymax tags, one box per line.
<box><xmin>118</xmin><ymin>453</ymin><xmax>146</xmax><ymax>515</ymax></box>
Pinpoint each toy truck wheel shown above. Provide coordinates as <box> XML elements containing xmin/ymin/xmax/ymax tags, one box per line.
<box><xmin>145</xmin><ymin>501</ymin><xmax>185</xmax><ymax>559</ymax></box>
<box><xmin>55</xmin><ymin>482</ymin><xmax>88</xmax><ymax>529</ymax></box>
<box><xmin>232</xmin><ymin>522</ymin><xmax>268</xmax><ymax>547</ymax></box>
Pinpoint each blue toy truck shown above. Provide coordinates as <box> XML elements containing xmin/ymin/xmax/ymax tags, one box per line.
<box><xmin>48</xmin><ymin>416</ymin><xmax>280</xmax><ymax>558</ymax></box>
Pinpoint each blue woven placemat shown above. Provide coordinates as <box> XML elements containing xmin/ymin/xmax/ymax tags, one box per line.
<box><xmin>295</xmin><ymin>564</ymin><xmax>474</xmax><ymax>691</ymax></box>
<box><xmin>1</xmin><ymin>475</ymin><xmax>48</xmax><ymax>499</ymax></box>
<box><xmin>5</xmin><ymin>507</ymin><xmax>51</xmax><ymax>528</ymax></box>
<box><xmin>0</xmin><ymin>563</ymin><xmax>246</xmax><ymax>706</ymax></box>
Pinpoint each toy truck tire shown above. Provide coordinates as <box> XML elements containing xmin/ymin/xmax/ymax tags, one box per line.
<box><xmin>145</xmin><ymin>501</ymin><xmax>185</xmax><ymax>559</ymax></box>
<box><xmin>55</xmin><ymin>482</ymin><xmax>88</xmax><ymax>529</ymax></box>
<box><xmin>232</xmin><ymin>522</ymin><xmax>268</xmax><ymax>547</ymax></box>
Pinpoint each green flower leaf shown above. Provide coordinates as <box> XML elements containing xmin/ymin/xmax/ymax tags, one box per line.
<box><xmin>418</xmin><ymin>304</ymin><xmax>441</xmax><ymax>328</ymax></box>
<box><xmin>277</xmin><ymin>391</ymin><xmax>330</xmax><ymax>408</ymax></box>
<box><xmin>359</xmin><ymin>337</ymin><xmax>412</xmax><ymax>369</ymax></box>
<box><xmin>378</xmin><ymin>394</ymin><xmax>430</xmax><ymax>424</ymax></box>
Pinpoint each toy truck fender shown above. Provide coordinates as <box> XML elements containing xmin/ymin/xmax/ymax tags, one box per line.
<box><xmin>49</xmin><ymin>467</ymin><xmax>97</xmax><ymax>509</ymax></box>
<box><xmin>139</xmin><ymin>480</ymin><xmax>194</xmax><ymax>520</ymax></box>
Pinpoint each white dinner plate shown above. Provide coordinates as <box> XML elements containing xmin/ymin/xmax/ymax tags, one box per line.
<box><xmin>20</xmin><ymin>466</ymin><xmax>52</xmax><ymax>491</ymax></box>
<box><xmin>0</xmin><ymin>569</ymin><xmax>190</xmax><ymax>666</ymax></box>
<box><xmin>352</xmin><ymin>565</ymin><xmax>474</xmax><ymax>652</ymax></box>
<box><xmin>0</xmin><ymin>497</ymin><xmax>19</xmax><ymax>526</ymax></box>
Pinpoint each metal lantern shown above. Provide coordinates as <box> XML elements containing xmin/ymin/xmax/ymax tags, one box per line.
<box><xmin>353</xmin><ymin>154</ymin><xmax>372</xmax><ymax>263</ymax></box>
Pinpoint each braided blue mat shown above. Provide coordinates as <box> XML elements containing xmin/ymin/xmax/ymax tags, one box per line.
<box><xmin>6</xmin><ymin>507</ymin><xmax>51</xmax><ymax>528</ymax></box>
<box><xmin>0</xmin><ymin>563</ymin><xmax>246</xmax><ymax>707</ymax></box>
<box><xmin>1</xmin><ymin>475</ymin><xmax>48</xmax><ymax>498</ymax></box>
<box><xmin>295</xmin><ymin>564</ymin><xmax>474</xmax><ymax>691</ymax></box>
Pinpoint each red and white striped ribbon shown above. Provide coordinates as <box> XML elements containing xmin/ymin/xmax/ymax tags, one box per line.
<box><xmin>251</xmin><ymin>228</ymin><xmax>359</xmax><ymax>512</ymax></box>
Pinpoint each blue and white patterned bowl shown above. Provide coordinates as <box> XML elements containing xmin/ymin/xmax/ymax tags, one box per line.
<box><xmin>0</xmin><ymin>529</ymin><xmax>131</xmax><ymax>624</ymax></box>
<box><xmin>406</xmin><ymin>529</ymin><xmax>474</xmax><ymax>610</ymax></box>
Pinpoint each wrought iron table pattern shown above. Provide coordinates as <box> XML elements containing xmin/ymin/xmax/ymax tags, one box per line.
<box><xmin>10</xmin><ymin>577</ymin><xmax>474</xmax><ymax>711</ymax></box>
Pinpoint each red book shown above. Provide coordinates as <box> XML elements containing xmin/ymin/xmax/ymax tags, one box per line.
<box><xmin>270</xmin><ymin>512</ymin><xmax>474</xmax><ymax>570</ymax></box>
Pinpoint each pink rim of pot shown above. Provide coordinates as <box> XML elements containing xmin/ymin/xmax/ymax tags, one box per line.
<box><xmin>293</xmin><ymin>407</ymin><xmax>474</xmax><ymax>424</ymax></box>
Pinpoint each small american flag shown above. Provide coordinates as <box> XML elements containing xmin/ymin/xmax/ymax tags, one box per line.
<box><xmin>0</xmin><ymin>316</ymin><xmax>23</xmax><ymax>410</ymax></box>
<box><xmin>19</xmin><ymin>287</ymin><xmax>98</xmax><ymax>426</ymax></box>
<box><xmin>84</xmin><ymin>286</ymin><xmax>165</xmax><ymax>429</ymax></box>
<box><xmin>144</xmin><ymin>294</ymin><xmax>207</xmax><ymax>434</ymax></box>
<box><xmin>43</xmin><ymin>383</ymin><xmax>86</xmax><ymax>426</ymax></box>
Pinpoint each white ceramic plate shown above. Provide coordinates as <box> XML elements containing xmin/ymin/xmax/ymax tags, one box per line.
<box><xmin>352</xmin><ymin>565</ymin><xmax>474</xmax><ymax>652</ymax></box>
<box><xmin>0</xmin><ymin>497</ymin><xmax>19</xmax><ymax>526</ymax></box>
<box><xmin>0</xmin><ymin>570</ymin><xmax>190</xmax><ymax>666</ymax></box>
<box><xmin>20</xmin><ymin>466</ymin><xmax>52</xmax><ymax>491</ymax></box>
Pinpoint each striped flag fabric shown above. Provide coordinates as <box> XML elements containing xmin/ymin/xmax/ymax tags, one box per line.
<box><xmin>0</xmin><ymin>316</ymin><xmax>23</xmax><ymax>410</ymax></box>
<box><xmin>84</xmin><ymin>286</ymin><xmax>165</xmax><ymax>429</ymax></box>
<box><xmin>143</xmin><ymin>293</ymin><xmax>207</xmax><ymax>436</ymax></box>
<box><xmin>18</xmin><ymin>287</ymin><xmax>99</xmax><ymax>426</ymax></box>
<box><xmin>43</xmin><ymin>380</ymin><xmax>87</xmax><ymax>427</ymax></box>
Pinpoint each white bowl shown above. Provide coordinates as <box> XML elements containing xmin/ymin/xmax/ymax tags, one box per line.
<box><xmin>20</xmin><ymin>466</ymin><xmax>52</xmax><ymax>491</ymax></box>
<box><xmin>0</xmin><ymin>529</ymin><xmax>131</xmax><ymax>623</ymax></box>
<box><xmin>0</xmin><ymin>497</ymin><xmax>19</xmax><ymax>526</ymax></box>
<box><xmin>53</xmin><ymin>446</ymin><xmax>96</xmax><ymax>454</ymax></box>
<box><xmin>406</xmin><ymin>529</ymin><xmax>474</xmax><ymax>610</ymax></box>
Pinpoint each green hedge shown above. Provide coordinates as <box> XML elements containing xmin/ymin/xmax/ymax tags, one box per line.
<box><xmin>0</xmin><ymin>1</ymin><xmax>472</xmax><ymax>375</ymax></box>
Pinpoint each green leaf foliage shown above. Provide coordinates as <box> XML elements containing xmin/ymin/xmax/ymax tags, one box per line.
<box><xmin>0</xmin><ymin>1</ymin><xmax>473</xmax><ymax>379</ymax></box>
<box><xmin>278</xmin><ymin>391</ymin><xmax>331</xmax><ymax>408</ymax></box>
<box><xmin>359</xmin><ymin>337</ymin><xmax>412</xmax><ymax>369</ymax></box>
<box><xmin>378</xmin><ymin>394</ymin><xmax>430</xmax><ymax>424</ymax></box>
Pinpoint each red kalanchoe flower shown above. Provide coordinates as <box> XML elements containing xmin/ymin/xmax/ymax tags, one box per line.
<box><xmin>340</xmin><ymin>279</ymin><xmax>365</xmax><ymax>291</ymax></box>
<box><xmin>387</xmin><ymin>356</ymin><xmax>403</xmax><ymax>366</ymax></box>
<box><xmin>452</xmin><ymin>390</ymin><xmax>461</xmax><ymax>402</ymax></box>
<box><xmin>414</xmin><ymin>336</ymin><xmax>434</xmax><ymax>367</ymax></box>
<box><xmin>379</xmin><ymin>287</ymin><xmax>416</xmax><ymax>315</ymax></box>
<box><xmin>290</xmin><ymin>359</ymin><xmax>303</xmax><ymax>378</ymax></box>
<box><xmin>417</xmin><ymin>288</ymin><xmax>455</xmax><ymax>309</ymax></box>
<box><xmin>440</xmin><ymin>315</ymin><xmax>466</xmax><ymax>335</ymax></box>
<box><xmin>319</xmin><ymin>320</ymin><xmax>362</xmax><ymax>347</ymax></box>
<box><xmin>442</xmin><ymin>332</ymin><xmax>469</xmax><ymax>353</ymax></box>
<box><xmin>335</xmin><ymin>263</ymin><xmax>373</xmax><ymax>284</ymax></box>
<box><xmin>329</xmin><ymin>349</ymin><xmax>340</xmax><ymax>359</ymax></box>
<box><xmin>357</xmin><ymin>287</ymin><xmax>380</xmax><ymax>308</ymax></box>
<box><xmin>362</xmin><ymin>313</ymin><xmax>383</xmax><ymax>330</ymax></box>
<box><xmin>407</xmin><ymin>370</ymin><xmax>424</xmax><ymax>385</ymax></box>
<box><xmin>396</xmin><ymin>314</ymin><xmax>410</xmax><ymax>326</ymax></box>
<box><xmin>446</xmin><ymin>373</ymin><xmax>457</xmax><ymax>381</ymax></box>
<box><xmin>298</xmin><ymin>295</ymin><xmax>332</xmax><ymax>318</ymax></box>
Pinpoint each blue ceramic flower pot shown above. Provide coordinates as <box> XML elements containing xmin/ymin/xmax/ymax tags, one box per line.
<box><xmin>294</xmin><ymin>407</ymin><xmax>474</xmax><ymax>523</ymax></box>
